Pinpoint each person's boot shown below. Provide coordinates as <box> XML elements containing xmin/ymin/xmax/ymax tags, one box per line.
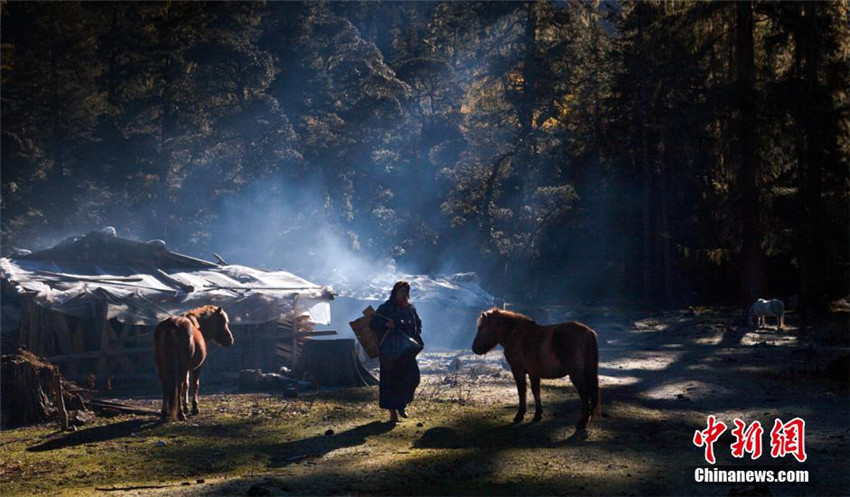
<box><xmin>397</xmin><ymin>407</ymin><xmax>409</xmax><ymax>418</ymax></box>
<box><xmin>389</xmin><ymin>409</ymin><xmax>399</xmax><ymax>423</ymax></box>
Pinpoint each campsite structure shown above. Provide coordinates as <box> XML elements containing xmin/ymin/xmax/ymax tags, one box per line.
<box><xmin>0</xmin><ymin>230</ymin><xmax>337</xmax><ymax>387</ymax></box>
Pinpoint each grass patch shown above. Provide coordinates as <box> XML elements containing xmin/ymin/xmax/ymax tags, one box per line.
<box><xmin>2</xmin><ymin>321</ymin><xmax>847</xmax><ymax>496</ymax></box>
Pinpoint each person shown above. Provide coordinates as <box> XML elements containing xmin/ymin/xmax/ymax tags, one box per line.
<box><xmin>370</xmin><ymin>280</ymin><xmax>423</xmax><ymax>423</ymax></box>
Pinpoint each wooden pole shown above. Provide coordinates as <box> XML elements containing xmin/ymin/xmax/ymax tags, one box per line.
<box><xmin>96</xmin><ymin>302</ymin><xmax>111</xmax><ymax>379</ymax></box>
<box><xmin>52</xmin><ymin>373</ymin><xmax>68</xmax><ymax>430</ymax></box>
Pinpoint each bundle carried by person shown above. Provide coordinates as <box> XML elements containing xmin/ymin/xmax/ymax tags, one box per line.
<box><xmin>379</xmin><ymin>325</ymin><xmax>423</xmax><ymax>365</ymax></box>
<box><xmin>349</xmin><ymin>306</ymin><xmax>381</xmax><ymax>358</ymax></box>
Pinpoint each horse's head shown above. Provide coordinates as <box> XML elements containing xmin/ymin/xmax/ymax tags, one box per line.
<box><xmin>472</xmin><ymin>308</ymin><xmax>500</xmax><ymax>355</ymax></box>
<box><xmin>211</xmin><ymin>306</ymin><xmax>235</xmax><ymax>347</ymax></box>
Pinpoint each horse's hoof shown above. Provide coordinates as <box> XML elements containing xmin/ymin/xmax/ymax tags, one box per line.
<box><xmin>532</xmin><ymin>413</ymin><xmax>543</xmax><ymax>423</ymax></box>
<box><xmin>191</xmin><ymin>408</ymin><xmax>199</xmax><ymax>416</ymax></box>
<box><xmin>512</xmin><ymin>414</ymin><xmax>525</xmax><ymax>424</ymax></box>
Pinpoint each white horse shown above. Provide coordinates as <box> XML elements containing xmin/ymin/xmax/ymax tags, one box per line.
<box><xmin>747</xmin><ymin>299</ymin><xmax>785</xmax><ymax>330</ymax></box>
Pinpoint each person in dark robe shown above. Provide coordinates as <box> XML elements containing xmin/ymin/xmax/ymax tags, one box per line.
<box><xmin>370</xmin><ymin>280</ymin><xmax>423</xmax><ymax>423</ymax></box>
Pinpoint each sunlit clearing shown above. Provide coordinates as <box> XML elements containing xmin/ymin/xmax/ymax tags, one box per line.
<box><xmin>602</xmin><ymin>351</ymin><xmax>683</xmax><ymax>372</ymax></box>
<box><xmin>640</xmin><ymin>380</ymin><xmax>732</xmax><ymax>401</ymax></box>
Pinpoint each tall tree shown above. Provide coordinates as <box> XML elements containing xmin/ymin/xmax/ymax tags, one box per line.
<box><xmin>735</xmin><ymin>1</ymin><xmax>764</xmax><ymax>307</ymax></box>
<box><xmin>263</xmin><ymin>2</ymin><xmax>412</xmax><ymax>257</ymax></box>
<box><xmin>1</xmin><ymin>2</ymin><xmax>110</xmax><ymax>246</ymax></box>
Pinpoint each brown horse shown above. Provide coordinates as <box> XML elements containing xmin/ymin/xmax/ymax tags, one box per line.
<box><xmin>472</xmin><ymin>308</ymin><xmax>601</xmax><ymax>429</ymax></box>
<box><xmin>154</xmin><ymin>305</ymin><xmax>234</xmax><ymax>422</ymax></box>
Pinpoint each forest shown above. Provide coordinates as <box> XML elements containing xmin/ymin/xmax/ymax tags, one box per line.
<box><xmin>2</xmin><ymin>1</ymin><xmax>848</xmax><ymax>312</ymax></box>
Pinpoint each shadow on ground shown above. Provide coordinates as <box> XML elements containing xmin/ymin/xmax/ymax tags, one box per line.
<box><xmin>27</xmin><ymin>419</ymin><xmax>159</xmax><ymax>452</ymax></box>
<box><xmin>268</xmin><ymin>420</ymin><xmax>394</xmax><ymax>467</ymax></box>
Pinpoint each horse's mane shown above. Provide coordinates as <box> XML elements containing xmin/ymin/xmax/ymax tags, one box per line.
<box><xmin>186</xmin><ymin>305</ymin><xmax>221</xmax><ymax>318</ymax></box>
<box><xmin>479</xmin><ymin>307</ymin><xmax>537</xmax><ymax>327</ymax></box>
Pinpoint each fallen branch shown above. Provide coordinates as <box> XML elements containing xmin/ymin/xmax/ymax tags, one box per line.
<box><xmin>87</xmin><ymin>399</ymin><xmax>159</xmax><ymax>416</ymax></box>
<box><xmin>155</xmin><ymin>269</ymin><xmax>195</xmax><ymax>293</ymax></box>
<box><xmin>95</xmin><ymin>484</ymin><xmax>180</xmax><ymax>492</ymax></box>
<box><xmin>48</xmin><ymin>347</ymin><xmax>151</xmax><ymax>363</ymax></box>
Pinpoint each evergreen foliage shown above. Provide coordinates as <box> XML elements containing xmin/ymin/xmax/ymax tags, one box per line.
<box><xmin>1</xmin><ymin>1</ymin><xmax>846</xmax><ymax>311</ymax></box>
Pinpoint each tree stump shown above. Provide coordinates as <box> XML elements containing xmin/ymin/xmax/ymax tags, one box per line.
<box><xmin>1</xmin><ymin>349</ymin><xmax>68</xmax><ymax>428</ymax></box>
<box><xmin>297</xmin><ymin>339</ymin><xmax>378</xmax><ymax>387</ymax></box>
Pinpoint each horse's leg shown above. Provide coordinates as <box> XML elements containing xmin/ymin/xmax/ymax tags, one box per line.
<box><xmin>511</xmin><ymin>369</ymin><xmax>527</xmax><ymax>424</ymax></box>
<box><xmin>177</xmin><ymin>372</ymin><xmax>188</xmax><ymax>421</ymax></box>
<box><xmin>570</xmin><ymin>373</ymin><xmax>590</xmax><ymax>430</ymax></box>
<box><xmin>190</xmin><ymin>368</ymin><xmax>200</xmax><ymax>415</ymax></box>
<box><xmin>159</xmin><ymin>377</ymin><xmax>170</xmax><ymax>421</ymax></box>
<box><xmin>530</xmin><ymin>375</ymin><xmax>543</xmax><ymax>423</ymax></box>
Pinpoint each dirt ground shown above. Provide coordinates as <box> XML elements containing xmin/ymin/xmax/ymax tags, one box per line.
<box><xmin>1</xmin><ymin>306</ymin><xmax>848</xmax><ymax>496</ymax></box>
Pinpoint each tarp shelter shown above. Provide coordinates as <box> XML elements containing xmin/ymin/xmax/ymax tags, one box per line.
<box><xmin>330</xmin><ymin>272</ymin><xmax>495</xmax><ymax>350</ymax></box>
<box><xmin>0</xmin><ymin>230</ymin><xmax>336</xmax><ymax>385</ymax></box>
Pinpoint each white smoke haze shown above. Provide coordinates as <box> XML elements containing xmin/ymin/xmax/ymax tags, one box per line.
<box><xmin>205</xmin><ymin>174</ymin><xmax>498</xmax><ymax>349</ymax></box>
<box><xmin>212</xmin><ymin>175</ymin><xmax>428</xmax><ymax>298</ymax></box>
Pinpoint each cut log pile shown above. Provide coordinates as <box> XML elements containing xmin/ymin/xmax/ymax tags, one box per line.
<box><xmin>275</xmin><ymin>315</ymin><xmax>336</xmax><ymax>368</ymax></box>
<box><xmin>1</xmin><ymin>349</ymin><xmax>74</xmax><ymax>428</ymax></box>
<box><xmin>1</xmin><ymin>349</ymin><xmax>159</xmax><ymax>428</ymax></box>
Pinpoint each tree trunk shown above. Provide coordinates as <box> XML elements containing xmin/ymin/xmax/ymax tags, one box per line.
<box><xmin>659</xmin><ymin>155</ymin><xmax>673</xmax><ymax>305</ymax></box>
<box><xmin>1</xmin><ymin>350</ymin><xmax>67</xmax><ymax>428</ymax></box>
<box><xmin>795</xmin><ymin>4</ymin><xmax>826</xmax><ymax>315</ymax></box>
<box><xmin>519</xmin><ymin>1</ymin><xmax>538</xmax><ymax>141</ymax></box>
<box><xmin>641</xmin><ymin>124</ymin><xmax>654</xmax><ymax>306</ymax></box>
<box><xmin>735</xmin><ymin>1</ymin><xmax>764</xmax><ymax>307</ymax></box>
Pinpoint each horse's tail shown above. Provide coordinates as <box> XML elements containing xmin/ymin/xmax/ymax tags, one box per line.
<box><xmin>586</xmin><ymin>330</ymin><xmax>601</xmax><ymax>422</ymax></box>
<box><xmin>167</xmin><ymin>330</ymin><xmax>183</xmax><ymax>421</ymax></box>
<box><xmin>155</xmin><ymin>321</ymin><xmax>182</xmax><ymax>421</ymax></box>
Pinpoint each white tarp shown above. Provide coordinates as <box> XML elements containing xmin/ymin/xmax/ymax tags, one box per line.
<box><xmin>330</xmin><ymin>271</ymin><xmax>494</xmax><ymax>308</ymax></box>
<box><xmin>0</xmin><ymin>259</ymin><xmax>332</xmax><ymax>326</ymax></box>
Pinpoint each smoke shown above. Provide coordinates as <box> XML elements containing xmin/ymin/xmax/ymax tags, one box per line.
<box><xmin>205</xmin><ymin>173</ymin><xmax>493</xmax><ymax>350</ymax></box>
<box><xmin>208</xmin><ymin>174</ymin><xmax>380</xmax><ymax>280</ymax></box>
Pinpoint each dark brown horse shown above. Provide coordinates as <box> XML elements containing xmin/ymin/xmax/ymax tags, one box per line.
<box><xmin>472</xmin><ymin>308</ymin><xmax>601</xmax><ymax>429</ymax></box>
<box><xmin>154</xmin><ymin>305</ymin><xmax>234</xmax><ymax>422</ymax></box>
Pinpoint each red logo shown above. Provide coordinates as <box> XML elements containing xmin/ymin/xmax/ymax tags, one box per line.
<box><xmin>695</xmin><ymin>416</ymin><xmax>807</xmax><ymax>464</ymax></box>
<box><xmin>769</xmin><ymin>417</ymin><xmax>807</xmax><ymax>463</ymax></box>
<box><xmin>730</xmin><ymin>419</ymin><xmax>764</xmax><ymax>459</ymax></box>
<box><xmin>693</xmin><ymin>415</ymin><xmax>727</xmax><ymax>464</ymax></box>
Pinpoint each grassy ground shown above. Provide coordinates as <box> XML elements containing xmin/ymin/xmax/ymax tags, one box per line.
<box><xmin>1</xmin><ymin>307</ymin><xmax>848</xmax><ymax>496</ymax></box>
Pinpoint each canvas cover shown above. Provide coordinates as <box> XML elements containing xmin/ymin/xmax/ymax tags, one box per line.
<box><xmin>0</xmin><ymin>232</ymin><xmax>332</xmax><ymax>326</ymax></box>
<box><xmin>333</xmin><ymin>271</ymin><xmax>494</xmax><ymax>308</ymax></box>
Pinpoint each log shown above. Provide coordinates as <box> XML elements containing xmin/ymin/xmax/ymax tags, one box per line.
<box><xmin>48</xmin><ymin>346</ymin><xmax>151</xmax><ymax>363</ymax></box>
<box><xmin>87</xmin><ymin>399</ymin><xmax>158</xmax><ymax>416</ymax></box>
<box><xmin>251</xmin><ymin>330</ymin><xmax>338</xmax><ymax>340</ymax></box>
<box><xmin>1</xmin><ymin>350</ymin><xmax>65</xmax><ymax>427</ymax></box>
<box><xmin>52</xmin><ymin>372</ymin><xmax>68</xmax><ymax>429</ymax></box>
<box><xmin>154</xmin><ymin>269</ymin><xmax>195</xmax><ymax>293</ymax></box>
